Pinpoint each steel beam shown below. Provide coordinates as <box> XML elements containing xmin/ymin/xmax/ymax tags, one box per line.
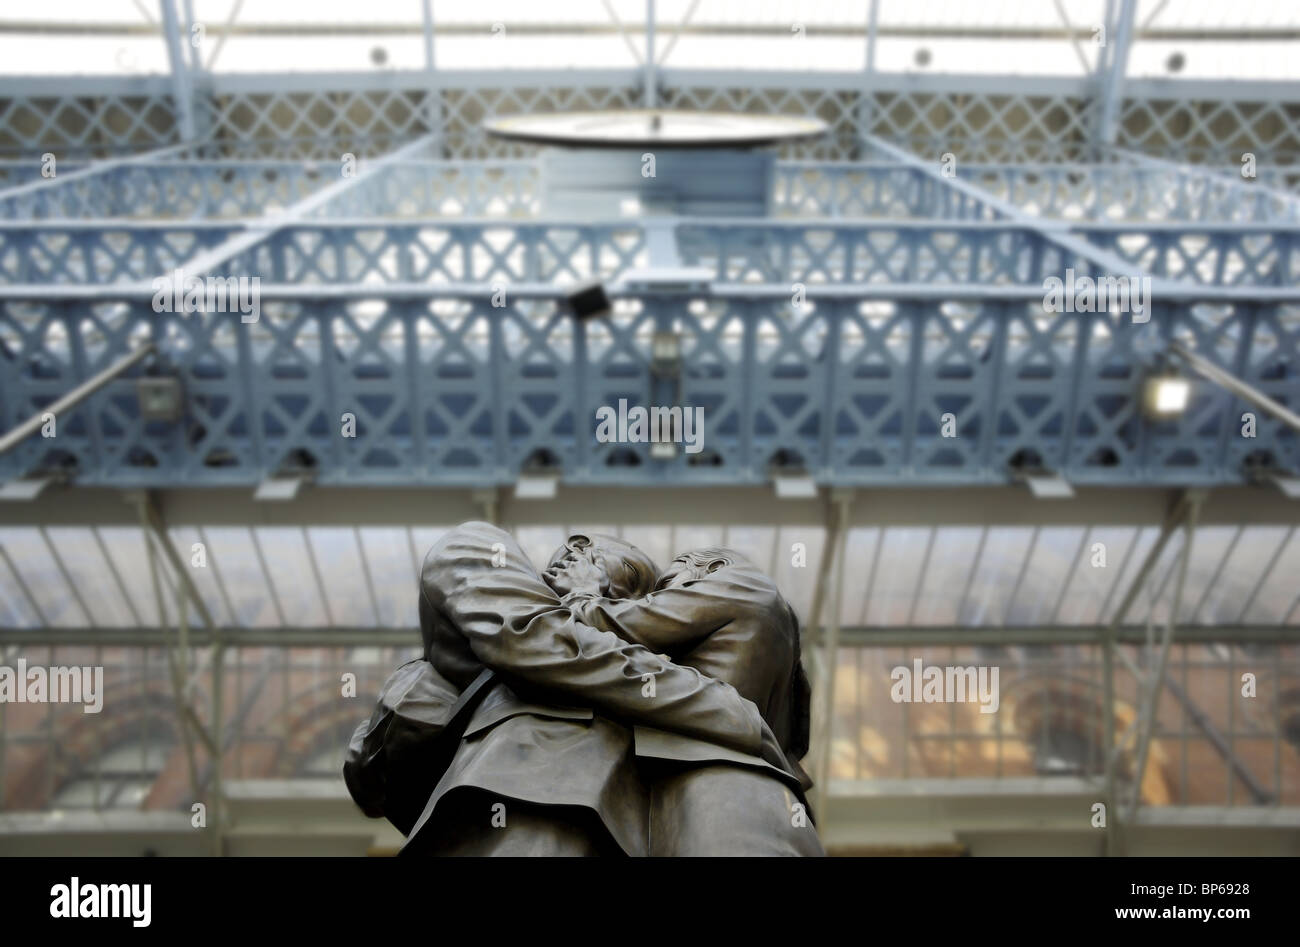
<box><xmin>4</xmin><ymin>485</ymin><xmax>1299</xmax><ymax>530</ymax></box>
<box><xmin>861</xmin><ymin>132</ymin><xmax>1165</xmax><ymax>289</ymax></box>
<box><xmin>1096</xmin><ymin>0</ymin><xmax>1135</xmax><ymax>146</ymax></box>
<box><xmin>654</xmin><ymin>0</ymin><xmax>699</xmax><ymax>67</ymax></box>
<box><xmin>420</xmin><ymin>0</ymin><xmax>439</xmax><ymax>142</ymax></box>
<box><xmin>644</xmin><ymin>0</ymin><xmax>656</xmax><ymax>109</ymax></box>
<box><xmin>1112</xmin><ymin>147</ymin><xmax>1300</xmax><ymax>220</ymax></box>
<box><xmin>182</xmin><ymin>0</ymin><xmax>201</xmax><ymax>73</ymax></box>
<box><xmin>0</xmin><ymin>143</ymin><xmax>186</xmax><ymax>205</ymax></box>
<box><xmin>134</xmin><ymin>489</ymin><xmax>230</xmax><ymax>854</ymax></box>
<box><xmin>3</xmin><ymin>63</ymin><xmax>1296</xmax><ymax>104</ymax></box>
<box><xmin>858</xmin><ymin>0</ymin><xmax>879</xmax><ymax>149</ymax></box>
<box><xmin>1172</xmin><ymin>341</ymin><xmax>1300</xmax><ymax>437</ymax></box>
<box><xmin>0</xmin><ymin>343</ymin><xmax>154</xmax><ymax>460</ymax></box>
<box><xmin>12</xmin><ymin>19</ymin><xmax>1293</xmax><ymax>43</ymax></box>
<box><xmin>602</xmin><ymin>0</ymin><xmax>644</xmax><ymax>68</ymax></box>
<box><xmin>2</xmin><ymin>622</ymin><xmax>1300</xmax><ymax>649</ymax></box>
<box><xmin>813</xmin><ymin>489</ymin><xmax>853</xmax><ymax>819</ymax></box>
<box><xmin>158</xmin><ymin>132</ymin><xmax>438</xmax><ymax>291</ymax></box>
<box><xmin>152</xmin><ymin>535</ymin><xmax>203</xmax><ymax>801</ymax></box>
<box><xmin>134</xmin><ymin>491</ymin><xmax>215</xmax><ymax>630</ymax></box>
<box><xmin>202</xmin><ymin>0</ymin><xmax>243</xmax><ymax>72</ymax></box>
<box><xmin>1053</xmin><ymin>0</ymin><xmax>1093</xmax><ymax>76</ymax></box>
<box><xmin>159</xmin><ymin>0</ymin><xmax>196</xmax><ymax>142</ymax></box>
<box><xmin>1099</xmin><ymin>490</ymin><xmax>1195</xmax><ymax>854</ymax></box>
<box><xmin>1163</xmin><ymin>674</ymin><xmax>1273</xmax><ymax>805</ymax></box>
<box><xmin>421</xmin><ymin>0</ymin><xmax>434</xmax><ymax>71</ymax></box>
<box><xmin>1126</xmin><ymin>492</ymin><xmax>1203</xmax><ymax>820</ymax></box>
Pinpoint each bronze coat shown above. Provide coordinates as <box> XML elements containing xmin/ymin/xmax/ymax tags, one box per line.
<box><xmin>406</xmin><ymin>521</ymin><xmax>779</xmax><ymax>856</ymax></box>
<box><xmin>566</xmin><ymin>554</ymin><xmax>823</xmax><ymax>855</ymax></box>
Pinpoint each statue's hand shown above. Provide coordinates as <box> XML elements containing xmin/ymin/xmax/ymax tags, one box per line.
<box><xmin>545</xmin><ymin>554</ymin><xmax>607</xmax><ymax>599</ymax></box>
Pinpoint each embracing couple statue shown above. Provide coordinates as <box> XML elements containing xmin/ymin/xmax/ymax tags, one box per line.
<box><xmin>345</xmin><ymin>521</ymin><xmax>824</xmax><ymax>857</ymax></box>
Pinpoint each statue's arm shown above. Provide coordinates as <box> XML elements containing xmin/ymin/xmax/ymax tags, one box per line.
<box><xmin>562</xmin><ymin>588</ymin><xmax>716</xmax><ymax>651</ymax></box>
<box><xmin>420</xmin><ymin>522</ymin><xmax>763</xmax><ymax>756</ymax></box>
<box><xmin>564</xmin><ymin>570</ymin><xmax>772</xmax><ymax>652</ymax></box>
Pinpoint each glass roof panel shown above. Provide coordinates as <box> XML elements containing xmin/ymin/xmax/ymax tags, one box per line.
<box><xmin>618</xmin><ymin>525</ymin><xmax>676</xmax><ymax>576</ymax></box>
<box><xmin>718</xmin><ymin>525</ymin><xmax>777</xmax><ymax>574</ymax></box>
<box><xmin>1159</xmin><ymin>525</ymin><xmax>1239</xmax><ymax>625</ymax></box>
<box><xmin>357</xmin><ymin>527</ymin><xmax>421</xmax><ymax>628</ymax></box>
<box><xmin>1055</xmin><ymin>526</ymin><xmax>1135</xmax><ymax>625</ymax></box>
<box><xmin>773</xmin><ymin>525</ymin><xmax>827</xmax><ymax>620</ymax></box>
<box><xmin>1098</xmin><ymin>526</ymin><xmax>1161</xmax><ymax>626</ymax></box>
<box><xmin>43</xmin><ymin>527</ymin><xmax>136</xmax><ymax>628</ymax></box>
<box><xmin>0</xmin><ymin>532</ymin><xmax>42</xmax><ymax>628</ymax></box>
<box><xmin>1193</xmin><ymin>526</ymin><xmax>1290</xmax><ymax>625</ymax></box>
<box><xmin>305</xmin><ymin>527</ymin><xmax>378</xmax><ymax>627</ymax></box>
<box><xmin>958</xmin><ymin>527</ymin><xmax>1034</xmax><ymax>627</ymax></box>
<box><xmin>94</xmin><ymin>527</ymin><xmax>164</xmax><ymax>628</ymax></box>
<box><xmin>839</xmin><ymin>527</ymin><xmax>881</xmax><ymax>626</ymax></box>
<box><xmin>863</xmin><ymin>526</ymin><xmax>932</xmax><ymax>625</ymax></box>
<box><xmin>200</xmin><ymin>527</ymin><xmax>280</xmax><ymax>627</ymax></box>
<box><xmin>408</xmin><ymin>527</ymin><xmax>451</xmax><ymax>570</ymax></box>
<box><xmin>6</xmin><ymin>0</ymin><xmax>1290</xmax><ymax>78</ymax></box>
<box><xmin>2</xmin><ymin>517</ymin><xmax>1297</xmax><ymax>634</ymax></box>
<box><xmin>513</xmin><ymin>526</ymin><xmax>569</xmax><ymax>578</ymax></box>
<box><xmin>1242</xmin><ymin>527</ymin><xmax>1300</xmax><ymax>625</ymax></box>
<box><xmin>1138</xmin><ymin>527</ymin><xmax>1193</xmax><ymax>629</ymax></box>
<box><xmin>671</xmin><ymin>524</ymin><xmax>728</xmax><ymax>557</ymax></box>
<box><xmin>911</xmin><ymin>526</ymin><xmax>980</xmax><ymax>626</ymax></box>
<box><xmin>253</xmin><ymin>527</ymin><xmax>330</xmax><ymax>627</ymax></box>
<box><xmin>1006</xmin><ymin>527</ymin><xmax>1087</xmax><ymax>626</ymax></box>
<box><xmin>0</xmin><ymin>527</ymin><xmax>89</xmax><ymax>627</ymax></box>
<box><xmin>167</xmin><ymin>526</ymin><xmax>234</xmax><ymax>627</ymax></box>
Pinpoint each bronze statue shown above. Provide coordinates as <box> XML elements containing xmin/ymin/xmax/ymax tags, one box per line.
<box><xmin>344</xmin><ymin>521</ymin><xmax>823</xmax><ymax>856</ymax></box>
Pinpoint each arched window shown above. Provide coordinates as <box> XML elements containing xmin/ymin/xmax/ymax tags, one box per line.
<box><xmin>1012</xmin><ymin>683</ymin><xmax>1106</xmax><ymax>778</ymax></box>
<box><xmin>1032</xmin><ymin>725</ymin><xmax>1102</xmax><ymax>776</ymax></box>
<box><xmin>51</xmin><ymin>717</ymin><xmax>175</xmax><ymax>811</ymax></box>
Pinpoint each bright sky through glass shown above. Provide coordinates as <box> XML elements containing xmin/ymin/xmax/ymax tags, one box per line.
<box><xmin>0</xmin><ymin>1</ymin><xmax>1296</xmax><ymax>78</ymax></box>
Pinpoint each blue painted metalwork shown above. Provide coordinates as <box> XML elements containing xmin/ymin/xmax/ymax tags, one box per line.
<box><xmin>0</xmin><ymin>73</ymin><xmax>1297</xmax><ymax>490</ymax></box>
<box><xmin>0</xmin><ymin>281</ymin><xmax>1295</xmax><ymax>488</ymax></box>
<box><xmin>1078</xmin><ymin>225</ymin><xmax>1297</xmax><ymax>286</ymax></box>
<box><xmin>959</xmin><ymin>162</ymin><xmax>1300</xmax><ymax>224</ymax></box>
<box><xmin>207</xmin><ymin>222</ymin><xmax>649</xmax><ymax>285</ymax></box>
<box><xmin>309</xmin><ymin>160</ymin><xmax>539</xmax><ymax>219</ymax></box>
<box><xmin>0</xmin><ymin>162</ymin><xmax>335</xmax><ymax>221</ymax></box>
<box><xmin>0</xmin><ymin>222</ymin><xmax>239</xmax><ymax>284</ymax></box>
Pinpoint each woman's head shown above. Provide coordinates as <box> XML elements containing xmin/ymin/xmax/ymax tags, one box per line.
<box><xmin>655</xmin><ymin>547</ymin><xmax>755</xmax><ymax>590</ymax></box>
<box><xmin>543</xmin><ymin>534</ymin><xmax>658</xmax><ymax>599</ymax></box>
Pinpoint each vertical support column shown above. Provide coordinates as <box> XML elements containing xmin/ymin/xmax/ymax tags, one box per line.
<box><xmin>134</xmin><ymin>491</ymin><xmax>226</xmax><ymax>853</ymax></box>
<box><xmin>1100</xmin><ymin>586</ymin><xmax>1120</xmax><ymax>854</ymax></box>
<box><xmin>810</xmin><ymin>489</ymin><xmax>853</xmax><ymax>824</ymax></box>
<box><xmin>159</xmin><ymin>0</ymin><xmax>197</xmax><ymax>142</ymax></box>
<box><xmin>182</xmin><ymin>0</ymin><xmax>202</xmax><ymax>72</ymax></box>
<box><xmin>1100</xmin><ymin>490</ymin><xmax>1192</xmax><ymax>854</ymax></box>
<box><xmin>1127</xmin><ymin>492</ymin><xmax>1205</xmax><ymax>819</ymax></box>
<box><xmin>859</xmin><ymin>0</ymin><xmax>880</xmax><ymax>150</ymax></box>
<box><xmin>644</xmin><ymin>0</ymin><xmax>657</xmax><ymax>109</ymax></box>
<box><xmin>166</xmin><ymin>578</ymin><xmax>203</xmax><ymax>804</ymax></box>
<box><xmin>1096</xmin><ymin>0</ymin><xmax>1116</xmax><ymax>77</ymax></box>
<box><xmin>210</xmin><ymin>640</ymin><xmax>225</xmax><ymax>856</ymax></box>
<box><xmin>421</xmin><ymin>0</ymin><xmax>441</xmax><ymax>146</ymax></box>
<box><xmin>421</xmin><ymin>0</ymin><xmax>435</xmax><ymax>70</ymax></box>
<box><xmin>1096</xmin><ymin>0</ymin><xmax>1135</xmax><ymax>147</ymax></box>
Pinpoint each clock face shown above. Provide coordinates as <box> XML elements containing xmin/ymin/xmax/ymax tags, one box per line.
<box><xmin>484</xmin><ymin>110</ymin><xmax>829</xmax><ymax>149</ymax></box>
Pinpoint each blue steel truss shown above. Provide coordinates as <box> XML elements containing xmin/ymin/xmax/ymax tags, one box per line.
<box><xmin>0</xmin><ymin>65</ymin><xmax>1298</xmax><ymax>490</ymax></box>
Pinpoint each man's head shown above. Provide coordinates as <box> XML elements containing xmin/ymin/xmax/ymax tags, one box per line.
<box><xmin>655</xmin><ymin>546</ymin><xmax>755</xmax><ymax>590</ymax></box>
<box><xmin>543</xmin><ymin>533</ymin><xmax>657</xmax><ymax>599</ymax></box>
